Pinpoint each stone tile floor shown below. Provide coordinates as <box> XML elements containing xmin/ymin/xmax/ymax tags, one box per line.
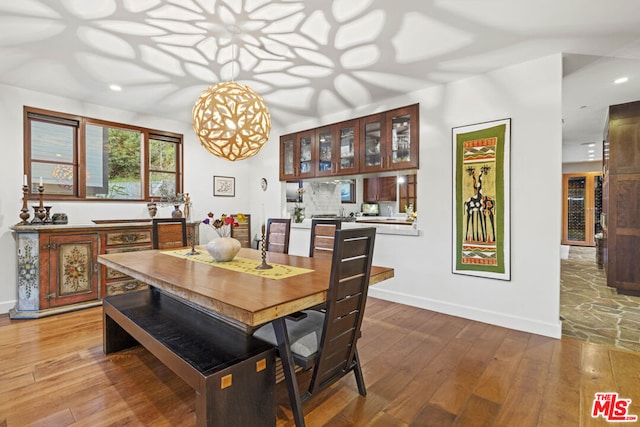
<box><xmin>561</xmin><ymin>246</ymin><xmax>640</xmax><ymax>352</ymax></box>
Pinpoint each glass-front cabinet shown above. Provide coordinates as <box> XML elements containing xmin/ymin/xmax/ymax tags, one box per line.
<box><xmin>279</xmin><ymin>131</ymin><xmax>315</xmax><ymax>181</ymax></box>
<box><xmin>279</xmin><ymin>103</ymin><xmax>419</xmax><ymax>180</ymax></box>
<box><xmin>315</xmin><ymin>120</ymin><xmax>360</xmax><ymax>177</ymax></box>
<box><xmin>387</xmin><ymin>104</ymin><xmax>419</xmax><ymax>170</ymax></box>
<box><xmin>338</xmin><ymin>120</ymin><xmax>360</xmax><ymax>174</ymax></box>
<box><xmin>360</xmin><ymin>104</ymin><xmax>419</xmax><ymax>173</ymax></box>
<box><xmin>360</xmin><ymin>113</ymin><xmax>385</xmax><ymax>173</ymax></box>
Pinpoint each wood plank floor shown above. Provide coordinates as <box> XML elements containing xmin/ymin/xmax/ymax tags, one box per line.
<box><xmin>1</xmin><ymin>297</ymin><xmax>639</xmax><ymax>426</ymax></box>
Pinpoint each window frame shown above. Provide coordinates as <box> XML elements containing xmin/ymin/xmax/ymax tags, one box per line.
<box><xmin>23</xmin><ymin>106</ymin><xmax>183</xmax><ymax>202</ymax></box>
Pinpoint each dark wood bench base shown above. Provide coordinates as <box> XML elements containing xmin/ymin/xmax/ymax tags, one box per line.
<box><xmin>103</xmin><ymin>288</ymin><xmax>276</xmax><ymax>427</ymax></box>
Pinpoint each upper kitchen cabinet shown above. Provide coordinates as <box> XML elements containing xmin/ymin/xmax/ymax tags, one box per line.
<box><xmin>360</xmin><ymin>113</ymin><xmax>386</xmax><ymax>173</ymax></box>
<box><xmin>315</xmin><ymin>120</ymin><xmax>360</xmax><ymax>177</ymax></box>
<box><xmin>360</xmin><ymin>104</ymin><xmax>419</xmax><ymax>173</ymax></box>
<box><xmin>279</xmin><ymin>130</ymin><xmax>316</xmax><ymax>181</ymax></box>
<box><xmin>279</xmin><ymin>103</ymin><xmax>419</xmax><ymax>180</ymax></box>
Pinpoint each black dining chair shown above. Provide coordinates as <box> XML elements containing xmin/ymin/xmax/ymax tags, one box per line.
<box><xmin>265</xmin><ymin>218</ymin><xmax>291</xmax><ymax>254</ymax></box>
<box><xmin>253</xmin><ymin>227</ymin><xmax>377</xmax><ymax>427</ymax></box>
<box><xmin>152</xmin><ymin>218</ymin><xmax>187</xmax><ymax>249</ymax></box>
<box><xmin>309</xmin><ymin>218</ymin><xmax>342</xmax><ymax>258</ymax></box>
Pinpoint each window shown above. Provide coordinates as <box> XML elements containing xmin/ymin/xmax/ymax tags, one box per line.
<box><xmin>24</xmin><ymin>107</ymin><xmax>183</xmax><ymax>201</ymax></box>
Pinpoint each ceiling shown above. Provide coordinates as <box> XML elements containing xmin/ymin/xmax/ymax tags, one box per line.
<box><xmin>1</xmin><ymin>0</ymin><xmax>640</xmax><ymax>163</ymax></box>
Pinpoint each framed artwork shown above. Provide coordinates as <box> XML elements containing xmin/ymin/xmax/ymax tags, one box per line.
<box><xmin>452</xmin><ymin>118</ymin><xmax>511</xmax><ymax>281</ymax></box>
<box><xmin>341</xmin><ymin>180</ymin><xmax>356</xmax><ymax>203</ymax></box>
<box><xmin>213</xmin><ymin>176</ymin><xmax>235</xmax><ymax>197</ymax></box>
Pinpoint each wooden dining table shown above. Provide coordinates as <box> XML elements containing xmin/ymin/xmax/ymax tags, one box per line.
<box><xmin>98</xmin><ymin>246</ymin><xmax>394</xmax><ymax>427</ymax></box>
<box><xmin>98</xmin><ymin>246</ymin><xmax>394</xmax><ymax>330</ymax></box>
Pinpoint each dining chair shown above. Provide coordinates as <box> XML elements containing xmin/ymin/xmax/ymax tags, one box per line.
<box><xmin>152</xmin><ymin>218</ymin><xmax>187</xmax><ymax>249</ymax></box>
<box><xmin>309</xmin><ymin>218</ymin><xmax>342</xmax><ymax>258</ymax></box>
<box><xmin>254</xmin><ymin>227</ymin><xmax>377</xmax><ymax>427</ymax></box>
<box><xmin>266</xmin><ymin>218</ymin><xmax>291</xmax><ymax>254</ymax></box>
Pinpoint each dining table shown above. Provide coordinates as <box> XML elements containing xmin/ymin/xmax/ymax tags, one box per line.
<box><xmin>98</xmin><ymin>246</ymin><xmax>394</xmax><ymax>426</ymax></box>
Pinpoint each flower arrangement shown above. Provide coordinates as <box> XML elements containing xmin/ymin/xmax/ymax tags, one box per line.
<box><xmin>293</xmin><ymin>187</ymin><xmax>306</xmax><ymax>223</ymax></box>
<box><xmin>203</xmin><ymin>212</ymin><xmax>243</xmax><ymax>237</ymax></box>
<box><xmin>404</xmin><ymin>204</ymin><xmax>417</xmax><ymax>222</ymax></box>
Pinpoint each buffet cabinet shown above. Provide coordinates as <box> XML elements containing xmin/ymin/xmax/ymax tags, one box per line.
<box><xmin>603</xmin><ymin>100</ymin><xmax>640</xmax><ymax>294</ymax></box>
<box><xmin>10</xmin><ymin>221</ymin><xmax>199</xmax><ymax>318</ymax></box>
<box><xmin>279</xmin><ymin>104</ymin><xmax>418</xmax><ymax>181</ymax></box>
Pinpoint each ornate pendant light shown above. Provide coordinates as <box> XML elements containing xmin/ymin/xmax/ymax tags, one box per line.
<box><xmin>192</xmin><ymin>80</ymin><xmax>271</xmax><ymax>161</ymax></box>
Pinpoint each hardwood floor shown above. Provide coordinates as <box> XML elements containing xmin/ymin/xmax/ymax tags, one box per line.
<box><xmin>1</xmin><ymin>298</ymin><xmax>639</xmax><ymax>426</ymax></box>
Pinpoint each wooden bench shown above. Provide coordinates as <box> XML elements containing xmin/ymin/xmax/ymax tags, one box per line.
<box><xmin>103</xmin><ymin>288</ymin><xmax>276</xmax><ymax>427</ymax></box>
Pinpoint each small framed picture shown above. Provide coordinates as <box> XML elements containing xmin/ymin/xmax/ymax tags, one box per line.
<box><xmin>213</xmin><ymin>176</ymin><xmax>235</xmax><ymax>197</ymax></box>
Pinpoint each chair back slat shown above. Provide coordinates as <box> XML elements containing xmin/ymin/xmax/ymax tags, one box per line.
<box><xmin>309</xmin><ymin>219</ymin><xmax>342</xmax><ymax>258</ymax></box>
<box><xmin>152</xmin><ymin>218</ymin><xmax>187</xmax><ymax>249</ymax></box>
<box><xmin>308</xmin><ymin>227</ymin><xmax>376</xmax><ymax>395</ymax></box>
<box><xmin>266</xmin><ymin>218</ymin><xmax>291</xmax><ymax>254</ymax></box>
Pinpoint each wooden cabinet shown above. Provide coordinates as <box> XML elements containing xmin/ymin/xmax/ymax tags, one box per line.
<box><xmin>38</xmin><ymin>232</ymin><xmax>100</xmax><ymax>309</ymax></box>
<box><xmin>279</xmin><ymin>104</ymin><xmax>419</xmax><ymax>180</ymax></box>
<box><xmin>279</xmin><ymin>131</ymin><xmax>315</xmax><ymax>181</ymax></box>
<box><xmin>603</xmin><ymin>101</ymin><xmax>640</xmax><ymax>294</ymax></box>
<box><xmin>315</xmin><ymin>120</ymin><xmax>360</xmax><ymax>177</ymax></box>
<box><xmin>360</xmin><ymin>104</ymin><xmax>420</xmax><ymax>173</ymax></box>
<box><xmin>10</xmin><ymin>221</ymin><xmax>200</xmax><ymax>318</ymax></box>
<box><xmin>561</xmin><ymin>172</ymin><xmax>602</xmax><ymax>247</ymax></box>
<box><xmin>101</xmin><ymin>226</ymin><xmax>152</xmax><ymax>297</ymax></box>
<box><xmin>364</xmin><ymin>176</ymin><xmax>397</xmax><ymax>202</ymax></box>
<box><xmin>398</xmin><ymin>174</ymin><xmax>417</xmax><ymax>212</ymax></box>
<box><xmin>231</xmin><ymin>214</ymin><xmax>252</xmax><ymax>248</ymax></box>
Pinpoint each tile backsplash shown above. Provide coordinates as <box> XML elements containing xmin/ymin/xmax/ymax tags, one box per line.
<box><xmin>285</xmin><ymin>179</ymin><xmax>397</xmax><ymax>218</ymax></box>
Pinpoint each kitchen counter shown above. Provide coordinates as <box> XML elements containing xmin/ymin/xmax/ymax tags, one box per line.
<box><xmin>290</xmin><ymin>218</ymin><xmax>419</xmax><ymax>236</ymax></box>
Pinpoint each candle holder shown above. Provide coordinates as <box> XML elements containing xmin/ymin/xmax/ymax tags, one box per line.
<box><xmin>32</xmin><ymin>184</ymin><xmax>46</xmax><ymax>223</ymax></box>
<box><xmin>255</xmin><ymin>225</ymin><xmax>272</xmax><ymax>270</ymax></box>
<box><xmin>43</xmin><ymin>206</ymin><xmax>52</xmax><ymax>224</ymax></box>
<box><xmin>184</xmin><ymin>236</ymin><xmax>200</xmax><ymax>256</ymax></box>
<box><xmin>17</xmin><ymin>184</ymin><xmax>30</xmax><ymax>225</ymax></box>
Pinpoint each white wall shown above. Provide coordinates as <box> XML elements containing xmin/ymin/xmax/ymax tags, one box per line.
<box><xmin>1</xmin><ymin>54</ymin><xmax>563</xmax><ymax>339</ymax></box>
<box><xmin>253</xmin><ymin>54</ymin><xmax>564</xmax><ymax>338</ymax></box>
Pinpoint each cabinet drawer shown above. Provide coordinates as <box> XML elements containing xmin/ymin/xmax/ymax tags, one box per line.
<box><xmin>105</xmin><ymin>245</ymin><xmax>152</xmax><ymax>254</ymax></box>
<box><xmin>106</xmin><ymin>279</ymin><xmax>149</xmax><ymax>296</ymax></box>
<box><xmin>106</xmin><ymin>230</ymin><xmax>151</xmax><ymax>246</ymax></box>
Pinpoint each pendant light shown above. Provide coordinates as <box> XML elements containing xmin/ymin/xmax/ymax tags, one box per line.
<box><xmin>192</xmin><ymin>38</ymin><xmax>271</xmax><ymax>161</ymax></box>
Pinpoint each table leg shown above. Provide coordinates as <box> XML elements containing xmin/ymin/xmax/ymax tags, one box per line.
<box><xmin>272</xmin><ymin>318</ymin><xmax>305</xmax><ymax>427</ymax></box>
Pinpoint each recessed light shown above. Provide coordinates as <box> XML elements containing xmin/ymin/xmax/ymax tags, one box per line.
<box><xmin>588</xmin><ymin>150</ymin><xmax>595</xmax><ymax>153</ymax></box>
<box><xmin>109</xmin><ymin>84</ymin><xmax>122</xmax><ymax>92</ymax></box>
<box><xmin>614</xmin><ymin>77</ymin><xmax>628</xmax><ymax>84</ymax></box>
<box><xmin>588</xmin><ymin>143</ymin><xmax>595</xmax><ymax>147</ymax></box>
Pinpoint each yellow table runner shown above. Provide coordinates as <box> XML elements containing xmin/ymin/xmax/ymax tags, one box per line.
<box><xmin>162</xmin><ymin>250</ymin><xmax>313</xmax><ymax>280</ymax></box>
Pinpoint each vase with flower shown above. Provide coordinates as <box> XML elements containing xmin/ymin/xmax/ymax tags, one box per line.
<box><xmin>203</xmin><ymin>212</ymin><xmax>242</xmax><ymax>262</ymax></box>
<box><xmin>293</xmin><ymin>187</ymin><xmax>306</xmax><ymax>223</ymax></box>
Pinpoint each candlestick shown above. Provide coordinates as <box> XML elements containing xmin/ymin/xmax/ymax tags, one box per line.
<box><xmin>255</xmin><ymin>223</ymin><xmax>272</xmax><ymax>270</ymax></box>
<box><xmin>35</xmin><ymin>184</ymin><xmax>46</xmax><ymax>223</ymax></box>
<box><xmin>17</xmin><ymin>184</ymin><xmax>30</xmax><ymax>225</ymax></box>
<box><xmin>184</xmin><ymin>232</ymin><xmax>199</xmax><ymax>256</ymax></box>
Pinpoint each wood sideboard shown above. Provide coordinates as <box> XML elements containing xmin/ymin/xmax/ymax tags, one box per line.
<box><xmin>9</xmin><ymin>220</ymin><xmax>199</xmax><ymax>318</ymax></box>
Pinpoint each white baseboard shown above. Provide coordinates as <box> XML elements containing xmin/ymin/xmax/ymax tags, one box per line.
<box><xmin>0</xmin><ymin>300</ymin><xmax>16</xmax><ymax>315</ymax></box>
<box><xmin>368</xmin><ymin>288</ymin><xmax>562</xmax><ymax>339</ymax></box>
